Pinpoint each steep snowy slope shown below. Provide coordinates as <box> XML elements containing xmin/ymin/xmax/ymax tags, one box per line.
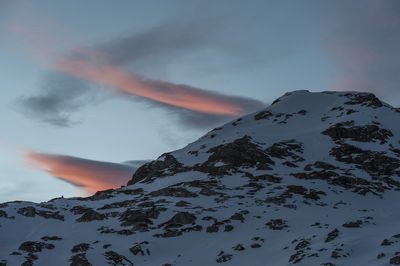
<box><xmin>2</xmin><ymin>90</ymin><xmax>400</xmax><ymax>266</ymax></box>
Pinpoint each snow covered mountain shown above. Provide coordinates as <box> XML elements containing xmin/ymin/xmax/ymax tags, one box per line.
<box><xmin>2</xmin><ymin>90</ymin><xmax>400</xmax><ymax>266</ymax></box>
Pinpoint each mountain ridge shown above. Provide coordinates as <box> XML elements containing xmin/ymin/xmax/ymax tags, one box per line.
<box><xmin>2</xmin><ymin>90</ymin><xmax>400</xmax><ymax>266</ymax></box>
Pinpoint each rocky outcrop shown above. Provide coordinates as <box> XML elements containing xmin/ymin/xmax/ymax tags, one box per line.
<box><xmin>198</xmin><ymin>136</ymin><xmax>274</xmax><ymax>175</ymax></box>
<box><xmin>128</xmin><ymin>153</ymin><xmax>186</xmax><ymax>185</ymax></box>
<box><xmin>322</xmin><ymin>121</ymin><xmax>393</xmax><ymax>144</ymax></box>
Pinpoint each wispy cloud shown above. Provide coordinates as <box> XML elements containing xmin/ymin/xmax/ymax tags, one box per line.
<box><xmin>98</xmin><ymin>19</ymin><xmax>218</xmax><ymax>67</ymax></box>
<box><xmin>328</xmin><ymin>1</ymin><xmax>400</xmax><ymax>99</ymax></box>
<box><xmin>22</xmin><ymin>150</ymin><xmax>140</xmax><ymax>193</ymax></box>
<box><xmin>6</xmin><ymin>7</ymin><xmax>265</xmax><ymax>128</ymax></box>
<box><xmin>17</xmin><ymin>71</ymin><xmax>99</xmax><ymax>127</ymax></box>
<box><xmin>55</xmin><ymin>55</ymin><xmax>263</xmax><ymax>117</ymax></box>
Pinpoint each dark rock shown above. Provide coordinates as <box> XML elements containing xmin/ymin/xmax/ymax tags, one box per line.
<box><xmin>153</xmin><ymin>229</ymin><xmax>182</xmax><ymax>238</ymax></box>
<box><xmin>224</xmin><ymin>225</ymin><xmax>234</xmax><ymax>232</ymax></box>
<box><xmin>19</xmin><ymin>241</ymin><xmax>54</xmax><ymax>253</ymax></box>
<box><xmin>206</xmin><ymin>224</ymin><xmax>219</xmax><ymax>233</ymax></box>
<box><xmin>41</xmin><ymin>236</ymin><xmax>62</xmax><ymax>241</ymax></box>
<box><xmin>119</xmin><ymin>207</ymin><xmax>160</xmax><ymax>229</ymax></box>
<box><xmin>343</xmin><ymin>92</ymin><xmax>383</xmax><ymax>108</ymax></box>
<box><xmin>69</xmin><ymin>253</ymin><xmax>92</xmax><ymax>266</ymax></box>
<box><xmin>161</xmin><ymin>212</ymin><xmax>196</xmax><ymax>227</ymax></box>
<box><xmin>342</xmin><ymin>220</ymin><xmax>362</xmax><ymax>228</ymax></box>
<box><xmin>377</xmin><ymin>253</ymin><xmax>385</xmax><ymax>259</ymax></box>
<box><xmin>230</xmin><ymin>213</ymin><xmax>244</xmax><ymax>223</ymax></box>
<box><xmin>117</xmin><ymin>188</ymin><xmax>144</xmax><ymax>195</ymax></box>
<box><xmin>70</xmin><ymin>206</ymin><xmax>92</xmax><ymax>215</ymax></box>
<box><xmin>17</xmin><ymin>207</ymin><xmax>36</xmax><ymax>217</ymax></box>
<box><xmin>325</xmin><ymin>229</ymin><xmax>339</xmax><ymax>243</ymax></box>
<box><xmin>254</xmin><ymin>110</ymin><xmax>273</xmax><ymax>120</ymax></box>
<box><xmin>149</xmin><ymin>187</ymin><xmax>198</xmax><ymax>198</ymax></box>
<box><xmin>10</xmin><ymin>251</ymin><xmax>21</xmax><ymax>255</ymax></box>
<box><xmin>232</xmin><ymin>118</ymin><xmax>242</xmax><ymax>126</ymax></box>
<box><xmin>175</xmin><ymin>200</ymin><xmax>190</xmax><ymax>207</ymax></box>
<box><xmin>200</xmin><ymin>136</ymin><xmax>275</xmax><ymax>175</ymax></box>
<box><xmin>98</xmin><ymin>199</ymin><xmax>136</xmax><ymax>210</ymax></box>
<box><xmin>0</xmin><ymin>210</ymin><xmax>8</xmax><ymax>218</ymax></box>
<box><xmin>250</xmin><ymin>243</ymin><xmax>261</xmax><ymax>248</ymax></box>
<box><xmin>297</xmin><ymin>109</ymin><xmax>307</xmax><ymax>115</ymax></box>
<box><xmin>304</xmin><ymin>161</ymin><xmax>338</xmax><ymax>171</ymax></box>
<box><xmin>331</xmin><ymin>250</ymin><xmax>340</xmax><ymax>259</ymax></box>
<box><xmin>216</xmin><ymin>252</ymin><xmax>232</xmax><ymax>263</ymax></box>
<box><xmin>36</xmin><ymin>209</ymin><xmax>64</xmax><ymax>221</ymax></box>
<box><xmin>331</xmin><ymin>144</ymin><xmax>400</xmax><ymax>178</ymax></box>
<box><xmin>181</xmin><ymin>225</ymin><xmax>203</xmax><ymax>232</ymax></box>
<box><xmin>76</xmin><ymin>209</ymin><xmax>106</xmax><ymax>222</ymax></box>
<box><xmin>129</xmin><ymin>242</ymin><xmax>150</xmax><ymax>256</ymax></box>
<box><xmin>391</xmin><ymin>256</ymin><xmax>400</xmax><ymax>265</ymax></box>
<box><xmin>80</xmin><ymin>189</ymin><xmax>114</xmax><ymax>201</ymax></box>
<box><xmin>265</xmin><ymin>140</ymin><xmax>304</xmax><ymax>162</ymax></box>
<box><xmin>295</xmin><ymin>240</ymin><xmax>310</xmax><ymax>250</ymax></box>
<box><xmin>117</xmin><ymin>229</ymin><xmax>135</xmax><ymax>235</ymax></box>
<box><xmin>232</xmin><ymin>244</ymin><xmax>245</xmax><ymax>251</ymax></box>
<box><xmin>21</xmin><ymin>252</ymin><xmax>38</xmax><ymax>266</ymax></box>
<box><xmin>71</xmin><ymin>243</ymin><xmax>90</xmax><ymax>253</ymax></box>
<box><xmin>248</xmin><ymin>174</ymin><xmax>282</xmax><ymax>183</ymax></box>
<box><xmin>104</xmin><ymin>251</ymin><xmax>133</xmax><ymax>265</ymax></box>
<box><xmin>381</xmin><ymin>239</ymin><xmax>392</xmax><ymax>246</ymax></box>
<box><xmin>128</xmin><ymin>153</ymin><xmax>185</xmax><ymax>185</ymax></box>
<box><xmin>322</xmin><ymin>122</ymin><xmax>393</xmax><ymax>144</ymax></box>
<box><xmin>266</xmin><ymin>219</ymin><xmax>288</xmax><ymax>230</ymax></box>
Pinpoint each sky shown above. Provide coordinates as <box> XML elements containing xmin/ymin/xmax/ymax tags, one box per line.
<box><xmin>0</xmin><ymin>0</ymin><xmax>399</xmax><ymax>203</ymax></box>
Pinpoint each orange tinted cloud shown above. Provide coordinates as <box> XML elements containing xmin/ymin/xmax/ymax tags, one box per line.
<box><xmin>22</xmin><ymin>151</ymin><xmax>138</xmax><ymax>193</ymax></box>
<box><xmin>6</xmin><ymin>5</ymin><xmax>264</xmax><ymax>121</ymax></box>
<box><xmin>55</xmin><ymin>56</ymin><xmax>245</xmax><ymax>116</ymax></box>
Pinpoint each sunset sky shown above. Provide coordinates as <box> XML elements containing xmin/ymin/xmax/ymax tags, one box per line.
<box><xmin>0</xmin><ymin>0</ymin><xmax>399</xmax><ymax>203</ymax></box>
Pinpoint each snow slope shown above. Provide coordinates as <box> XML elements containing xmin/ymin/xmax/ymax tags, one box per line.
<box><xmin>1</xmin><ymin>90</ymin><xmax>400</xmax><ymax>265</ymax></box>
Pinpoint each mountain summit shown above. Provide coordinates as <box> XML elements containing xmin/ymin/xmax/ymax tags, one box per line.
<box><xmin>2</xmin><ymin>90</ymin><xmax>400</xmax><ymax>265</ymax></box>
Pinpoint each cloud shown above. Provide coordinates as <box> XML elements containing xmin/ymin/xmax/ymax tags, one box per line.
<box><xmin>97</xmin><ymin>19</ymin><xmax>218</xmax><ymax>67</ymax></box>
<box><xmin>18</xmin><ymin>71</ymin><xmax>100</xmax><ymax>126</ymax></box>
<box><xmin>55</xmin><ymin>56</ymin><xmax>264</xmax><ymax>117</ymax></box>
<box><xmin>22</xmin><ymin>151</ymin><xmax>142</xmax><ymax>193</ymax></box>
<box><xmin>327</xmin><ymin>1</ymin><xmax>400</xmax><ymax>100</ymax></box>
<box><xmin>9</xmin><ymin>9</ymin><xmax>265</xmax><ymax>128</ymax></box>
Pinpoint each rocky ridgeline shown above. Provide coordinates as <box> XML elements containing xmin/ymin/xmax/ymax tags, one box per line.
<box><xmin>1</xmin><ymin>90</ymin><xmax>400</xmax><ymax>265</ymax></box>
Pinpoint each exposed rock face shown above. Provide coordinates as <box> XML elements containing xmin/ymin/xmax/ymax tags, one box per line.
<box><xmin>19</xmin><ymin>241</ymin><xmax>54</xmax><ymax>253</ymax></box>
<box><xmin>118</xmin><ymin>207</ymin><xmax>161</xmax><ymax>231</ymax></box>
<box><xmin>325</xmin><ymin>229</ymin><xmax>339</xmax><ymax>243</ymax></box>
<box><xmin>71</xmin><ymin>243</ymin><xmax>91</xmax><ymax>253</ymax></box>
<box><xmin>17</xmin><ymin>206</ymin><xmax>64</xmax><ymax>220</ymax></box>
<box><xmin>128</xmin><ymin>153</ymin><xmax>185</xmax><ymax>185</ymax></box>
<box><xmin>199</xmin><ymin>136</ymin><xmax>275</xmax><ymax>175</ymax></box>
<box><xmin>76</xmin><ymin>209</ymin><xmax>106</xmax><ymax>222</ymax></box>
<box><xmin>69</xmin><ymin>253</ymin><xmax>92</xmax><ymax>266</ymax></box>
<box><xmin>104</xmin><ymin>251</ymin><xmax>133</xmax><ymax>265</ymax></box>
<box><xmin>2</xmin><ymin>90</ymin><xmax>400</xmax><ymax>265</ymax></box>
<box><xmin>322</xmin><ymin>121</ymin><xmax>393</xmax><ymax>144</ymax></box>
<box><xmin>266</xmin><ymin>219</ymin><xmax>289</xmax><ymax>230</ymax></box>
<box><xmin>161</xmin><ymin>212</ymin><xmax>196</xmax><ymax>227</ymax></box>
<box><xmin>343</xmin><ymin>92</ymin><xmax>383</xmax><ymax>108</ymax></box>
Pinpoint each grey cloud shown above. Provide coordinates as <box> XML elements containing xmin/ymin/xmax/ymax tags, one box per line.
<box><xmin>18</xmin><ymin>72</ymin><xmax>103</xmax><ymax>127</ymax></box>
<box><xmin>97</xmin><ymin>19</ymin><xmax>218</xmax><ymax>67</ymax></box>
<box><xmin>19</xmin><ymin>15</ymin><xmax>266</xmax><ymax>128</ymax></box>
